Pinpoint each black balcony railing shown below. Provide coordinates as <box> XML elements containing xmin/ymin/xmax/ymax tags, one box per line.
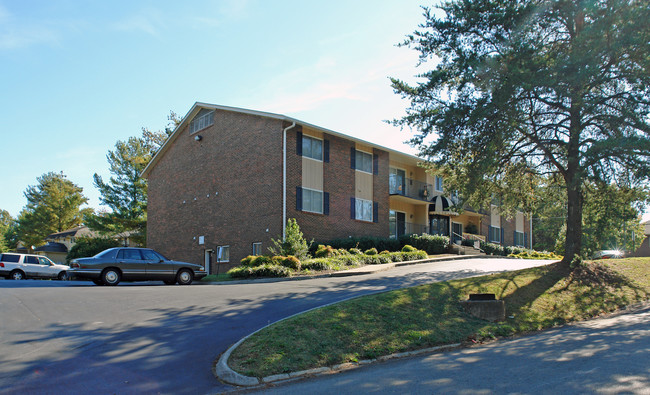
<box><xmin>389</xmin><ymin>219</ymin><xmax>429</xmax><ymax>238</ymax></box>
<box><xmin>389</xmin><ymin>175</ymin><xmax>433</xmax><ymax>201</ymax></box>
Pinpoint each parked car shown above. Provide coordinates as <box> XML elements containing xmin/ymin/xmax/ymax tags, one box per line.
<box><xmin>68</xmin><ymin>247</ymin><xmax>207</xmax><ymax>286</ymax></box>
<box><xmin>592</xmin><ymin>249</ymin><xmax>624</xmax><ymax>259</ymax></box>
<box><xmin>0</xmin><ymin>253</ymin><xmax>70</xmax><ymax>280</ymax></box>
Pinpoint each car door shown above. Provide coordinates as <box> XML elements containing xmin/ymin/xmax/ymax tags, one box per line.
<box><xmin>116</xmin><ymin>249</ymin><xmax>147</xmax><ymax>281</ymax></box>
<box><xmin>141</xmin><ymin>249</ymin><xmax>175</xmax><ymax>281</ymax></box>
<box><xmin>37</xmin><ymin>256</ymin><xmax>60</xmax><ymax>279</ymax></box>
<box><xmin>22</xmin><ymin>255</ymin><xmax>41</xmax><ymax>278</ymax></box>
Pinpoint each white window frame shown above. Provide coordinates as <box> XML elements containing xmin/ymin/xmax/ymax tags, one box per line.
<box><xmin>302</xmin><ymin>135</ymin><xmax>323</xmax><ymax>161</ymax></box>
<box><xmin>355</xmin><ymin>150</ymin><xmax>373</xmax><ymax>174</ymax></box>
<box><xmin>252</xmin><ymin>242</ymin><xmax>262</xmax><ymax>256</ymax></box>
<box><xmin>355</xmin><ymin>198</ymin><xmax>373</xmax><ymax>222</ymax></box>
<box><xmin>435</xmin><ymin>176</ymin><xmax>444</xmax><ymax>192</ymax></box>
<box><xmin>190</xmin><ymin>110</ymin><xmax>214</xmax><ymax>134</ymax></box>
<box><xmin>489</xmin><ymin>226</ymin><xmax>501</xmax><ymax>243</ymax></box>
<box><xmin>302</xmin><ymin>188</ymin><xmax>324</xmax><ymax>214</ymax></box>
<box><xmin>216</xmin><ymin>245</ymin><xmax>230</xmax><ymax>262</ymax></box>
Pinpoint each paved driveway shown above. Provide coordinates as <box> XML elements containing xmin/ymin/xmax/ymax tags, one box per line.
<box><xmin>0</xmin><ymin>258</ymin><xmax>551</xmax><ymax>394</ymax></box>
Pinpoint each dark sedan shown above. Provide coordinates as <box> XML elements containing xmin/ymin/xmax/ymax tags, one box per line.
<box><xmin>69</xmin><ymin>247</ymin><xmax>207</xmax><ymax>286</ymax></box>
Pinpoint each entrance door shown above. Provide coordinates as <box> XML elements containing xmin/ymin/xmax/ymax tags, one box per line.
<box><xmin>430</xmin><ymin>215</ymin><xmax>450</xmax><ymax>236</ymax></box>
<box><xmin>452</xmin><ymin>222</ymin><xmax>463</xmax><ymax>244</ymax></box>
<box><xmin>390</xmin><ymin>210</ymin><xmax>407</xmax><ymax>238</ymax></box>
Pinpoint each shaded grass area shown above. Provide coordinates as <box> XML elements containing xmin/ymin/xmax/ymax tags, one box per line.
<box><xmin>229</xmin><ymin>258</ymin><xmax>650</xmax><ymax>378</ymax></box>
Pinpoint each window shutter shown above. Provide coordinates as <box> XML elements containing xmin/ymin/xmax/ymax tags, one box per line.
<box><xmin>524</xmin><ymin>232</ymin><xmax>528</xmax><ymax>247</ymax></box>
<box><xmin>296</xmin><ymin>187</ymin><xmax>303</xmax><ymax>211</ymax></box>
<box><xmin>350</xmin><ymin>197</ymin><xmax>356</xmax><ymax>219</ymax></box>
<box><xmin>373</xmin><ymin>201</ymin><xmax>379</xmax><ymax>223</ymax></box>
<box><xmin>501</xmin><ymin>228</ymin><xmax>505</xmax><ymax>245</ymax></box>
<box><xmin>296</xmin><ymin>131</ymin><xmax>303</xmax><ymax>156</ymax></box>
<box><xmin>350</xmin><ymin>147</ymin><xmax>356</xmax><ymax>169</ymax></box>
<box><xmin>323</xmin><ymin>139</ymin><xmax>330</xmax><ymax>163</ymax></box>
<box><xmin>323</xmin><ymin>192</ymin><xmax>330</xmax><ymax>215</ymax></box>
<box><xmin>373</xmin><ymin>154</ymin><xmax>379</xmax><ymax>175</ymax></box>
<box><xmin>514</xmin><ymin>231</ymin><xmax>517</xmax><ymax>245</ymax></box>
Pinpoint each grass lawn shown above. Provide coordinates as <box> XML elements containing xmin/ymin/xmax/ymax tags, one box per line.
<box><xmin>228</xmin><ymin>258</ymin><xmax>650</xmax><ymax>378</ymax></box>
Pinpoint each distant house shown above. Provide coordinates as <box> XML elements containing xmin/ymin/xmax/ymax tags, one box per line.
<box><xmin>32</xmin><ymin>226</ymin><xmax>140</xmax><ymax>264</ymax></box>
<box><xmin>631</xmin><ymin>220</ymin><xmax>650</xmax><ymax>257</ymax></box>
<box><xmin>142</xmin><ymin>103</ymin><xmax>533</xmax><ymax>273</ymax></box>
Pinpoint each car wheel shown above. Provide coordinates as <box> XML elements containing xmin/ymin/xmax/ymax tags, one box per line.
<box><xmin>92</xmin><ymin>279</ymin><xmax>104</xmax><ymax>286</ymax></box>
<box><xmin>101</xmin><ymin>268</ymin><xmax>121</xmax><ymax>286</ymax></box>
<box><xmin>10</xmin><ymin>270</ymin><xmax>25</xmax><ymax>280</ymax></box>
<box><xmin>58</xmin><ymin>271</ymin><xmax>69</xmax><ymax>281</ymax></box>
<box><xmin>163</xmin><ymin>279</ymin><xmax>176</xmax><ymax>285</ymax></box>
<box><xmin>176</xmin><ymin>269</ymin><xmax>193</xmax><ymax>285</ymax></box>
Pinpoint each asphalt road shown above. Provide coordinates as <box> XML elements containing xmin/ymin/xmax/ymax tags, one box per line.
<box><xmin>248</xmin><ymin>304</ymin><xmax>650</xmax><ymax>394</ymax></box>
<box><xmin>1</xmin><ymin>258</ymin><xmax>554</xmax><ymax>394</ymax></box>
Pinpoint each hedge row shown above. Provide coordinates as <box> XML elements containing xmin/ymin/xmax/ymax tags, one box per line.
<box><xmin>322</xmin><ymin>234</ymin><xmax>450</xmax><ymax>255</ymax></box>
<box><xmin>227</xmin><ymin>246</ymin><xmax>429</xmax><ymax>279</ymax></box>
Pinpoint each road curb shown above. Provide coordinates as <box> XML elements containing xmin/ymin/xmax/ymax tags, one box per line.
<box><xmin>215</xmin><ymin>340</ymin><xmax>462</xmax><ymax>387</ymax></box>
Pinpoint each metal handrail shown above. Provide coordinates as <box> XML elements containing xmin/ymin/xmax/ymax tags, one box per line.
<box><xmin>389</xmin><ymin>175</ymin><xmax>433</xmax><ymax>202</ymax></box>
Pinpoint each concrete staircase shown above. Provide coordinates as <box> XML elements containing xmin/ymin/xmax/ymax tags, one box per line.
<box><xmin>449</xmin><ymin>243</ymin><xmax>486</xmax><ymax>256</ymax></box>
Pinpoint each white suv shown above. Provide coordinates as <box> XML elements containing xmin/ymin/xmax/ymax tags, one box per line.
<box><xmin>0</xmin><ymin>253</ymin><xmax>70</xmax><ymax>280</ymax></box>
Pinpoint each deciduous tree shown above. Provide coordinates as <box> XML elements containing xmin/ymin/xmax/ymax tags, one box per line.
<box><xmin>391</xmin><ymin>0</ymin><xmax>650</xmax><ymax>264</ymax></box>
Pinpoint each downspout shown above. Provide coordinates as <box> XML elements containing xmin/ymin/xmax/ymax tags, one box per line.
<box><xmin>529</xmin><ymin>211</ymin><xmax>533</xmax><ymax>250</ymax></box>
<box><xmin>283</xmin><ymin>121</ymin><xmax>296</xmax><ymax>239</ymax></box>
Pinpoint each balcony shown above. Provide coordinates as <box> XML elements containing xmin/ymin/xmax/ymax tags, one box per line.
<box><xmin>389</xmin><ymin>175</ymin><xmax>433</xmax><ymax>202</ymax></box>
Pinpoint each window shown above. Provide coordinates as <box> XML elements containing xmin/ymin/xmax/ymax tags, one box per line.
<box><xmin>24</xmin><ymin>256</ymin><xmax>39</xmax><ymax>264</ymax></box>
<box><xmin>435</xmin><ymin>176</ymin><xmax>444</xmax><ymax>192</ymax></box>
<box><xmin>118</xmin><ymin>249</ymin><xmax>143</xmax><ymax>260</ymax></box>
<box><xmin>302</xmin><ymin>135</ymin><xmax>323</xmax><ymax>161</ymax></box>
<box><xmin>252</xmin><ymin>242</ymin><xmax>262</xmax><ymax>256</ymax></box>
<box><xmin>216</xmin><ymin>245</ymin><xmax>230</xmax><ymax>262</ymax></box>
<box><xmin>355</xmin><ymin>198</ymin><xmax>373</xmax><ymax>222</ymax></box>
<box><xmin>302</xmin><ymin>188</ymin><xmax>323</xmax><ymax>214</ymax></box>
<box><xmin>0</xmin><ymin>253</ymin><xmax>20</xmax><ymax>263</ymax></box>
<box><xmin>355</xmin><ymin>150</ymin><xmax>373</xmax><ymax>173</ymax></box>
<box><xmin>190</xmin><ymin>109</ymin><xmax>214</xmax><ymax>134</ymax></box>
<box><xmin>141</xmin><ymin>249</ymin><xmax>162</xmax><ymax>261</ymax></box>
<box><xmin>514</xmin><ymin>231</ymin><xmax>525</xmax><ymax>247</ymax></box>
<box><xmin>38</xmin><ymin>257</ymin><xmax>51</xmax><ymax>265</ymax></box>
<box><xmin>489</xmin><ymin>226</ymin><xmax>501</xmax><ymax>243</ymax></box>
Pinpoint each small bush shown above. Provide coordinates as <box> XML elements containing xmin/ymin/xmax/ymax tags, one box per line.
<box><xmin>240</xmin><ymin>255</ymin><xmax>257</xmax><ymax>267</ymax></box>
<box><xmin>252</xmin><ymin>264</ymin><xmax>291</xmax><ymax>278</ymax></box>
<box><xmin>401</xmin><ymin>234</ymin><xmax>449</xmax><ymax>255</ymax></box>
<box><xmin>365</xmin><ymin>248</ymin><xmax>378</xmax><ymax>256</ymax></box>
<box><xmin>228</xmin><ymin>266</ymin><xmax>254</xmax><ymax>278</ymax></box>
<box><xmin>281</xmin><ymin>255</ymin><xmax>301</xmax><ymax>270</ymax></box>
<box><xmin>401</xmin><ymin>244</ymin><xmax>417</xmax><ymax>252</ymax></box>
<box><xmin>254</xmin><ymin>255</ymin><xmax>273</xmax><ymax>266</ymax></box>
<box><xmin>314</xmin><ymin>244</ymin><xmax>335</xmax><ymax>258</ymax></box>
<box><xmin>302</xmin><ymin>259</ymin><xmax>331</xmax><ymax>271</ymax></box>
<box><xmin>349</xmin><ymin>248</ymin><xmax>363</xmax><ymax>255</ymax></box>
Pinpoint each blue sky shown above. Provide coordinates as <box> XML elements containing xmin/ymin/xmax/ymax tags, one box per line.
<box><xmin>1</xmin><ymin>0</ymin><xmax>428</xmax><ymax>218</ymax></box>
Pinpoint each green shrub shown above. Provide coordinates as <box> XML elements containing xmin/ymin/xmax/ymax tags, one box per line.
<box><xmin>268</xmin><ymin>218</ymin><xmax>312</xmax><ymax>260</ymax></box>
<box><xmin>365</xmin><ymin>248</ymin><xmax>378</xmax><ymax>255</ymax></box>
<box><xmin>302</xmin><ymin>259</ymin><xmax>331</xmax><ymax>271</ymax></box>
<box><xmin>253</xmin><ymin>255</ymin><xmax>273</xmax><ymax>265</ymax></box>
<box><xmin>325</xmin><ymin>236</ymin><xmax>400</xmax><ymax>253</ymax></box>
<box><xmin>240</xmin><ymin>255</ymin><xmax>257</xmax><ymax>266</ymax></box>
<box><xmin>401</xmin><ymin>250</ymin><xmax>428</xmax><ymax>261</ymax></box>
<box><xmin>282</xmin><ymin>255</ymin><xmax>301</xmax><ymax>270</ymax></box>
<box><xmin>252</xmin><ymin>264</ymin><xmax>290</xmax><ymax>278</ymax></box>
<box><xmin>314</xmin><ymin>244</ymin><xmax>335</xmax><ymax>258</ymax></box>
<box><xmin>377</xmin><ymin>254</ymin><xmax>392</xmax><ymax>264</ymax></box>
<box><xmin>349</xmin><ymin>248</ymin><xmax>363</xmax><ymax>255</ymax></box>
<box><xmin>228</xmin><ymin>266</ymin><xmax>254</xmax><ymax>278</ymax></box>
<box><xmin>401</xmin><ymin>244</ymin><xmax>417</xmax><ymax>252</ymax></box>
<box><xmin>401</xmin><ymin>234</ymin><xmax>449</xmax><ymax>255</ymax></box>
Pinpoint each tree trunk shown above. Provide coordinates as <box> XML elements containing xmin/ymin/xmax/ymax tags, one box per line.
<box><xmin>563</xmin><ymin>172</ymin><xmax>583</xmax><ymax>266</ymax></box>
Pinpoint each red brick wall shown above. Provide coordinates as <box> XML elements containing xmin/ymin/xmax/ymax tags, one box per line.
<box><xmin>148</xmin><ymin>110</ymin><xmax>393</xmax><ymax>271</ymax></box>
<box><xmin>147</xmin><ymin>110</ymin><xmax>285</xmax><ymax>271</ymax></box>
<box><xmin>286</xmin><ymin>130</ymin><xmax>389</xmax><ymax>244</ymax></box>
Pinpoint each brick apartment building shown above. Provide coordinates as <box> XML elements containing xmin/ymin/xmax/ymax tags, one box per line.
<box><xmin>142</xmin><ymin>103</ymin><xmax>532</xmax><ymax>273</ymax></box>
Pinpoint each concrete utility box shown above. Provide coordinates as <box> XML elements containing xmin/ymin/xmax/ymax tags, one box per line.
<box><xmin>460</xmin><ymin>294</ymin><xmax>506</xmax><ymax>322</ymax></box>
